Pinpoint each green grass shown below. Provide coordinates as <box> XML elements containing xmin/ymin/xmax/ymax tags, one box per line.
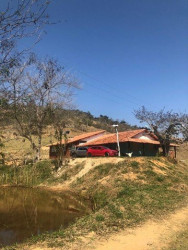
<box><xmin>130</xmin><ymin>161</ymin><xmax>139</xmax><ymax>168</ymax></box>
<box><xmin>95</xmin><ymin>215</ymin><xmax>105</xmax><ymax>222</ymax></box>
<box><xmin>96</xmin><ymin>163</ymin><xmax>114</xmax><ymax>176</ymax></box>
<box><xmin>3</xmin><ymin>158</ymin><xmax>188</xmax><ymax>249</ymax></box>
<box><xmin>0</xmin><ymin>160</ymin><xmax>52</xmax><ymax>186</ymax></box>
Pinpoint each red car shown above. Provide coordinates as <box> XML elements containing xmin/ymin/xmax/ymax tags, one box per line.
<box><xmin>87</xmin><ymin>146</ymin><xmax>118</xmax><ymax>157</ymax></box>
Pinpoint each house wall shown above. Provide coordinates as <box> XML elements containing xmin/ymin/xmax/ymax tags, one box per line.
<box><xmin>49</xmin><ymin>132</ymin><xmax>106</xmax><ymax>159</ymax></box>
<box><xmin>104</xmin><ymin>142</ymin><xmax>159</xmax><ymax>157</ymax></box>
<box><xmin>143</xmin><ymin>144</ymin><xmax>159</xmax><ymax>156</ymax></box>
<box><xmin>134</xmin><ymin>132</ymin><xmax>156</xmax><ymax>141</ymax></box>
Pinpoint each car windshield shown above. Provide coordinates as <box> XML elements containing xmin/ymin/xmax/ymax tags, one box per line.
<box><xmin>78</xmin><ymin>147</ymin><xmax>87</xmax><ymax>150</ymax></box>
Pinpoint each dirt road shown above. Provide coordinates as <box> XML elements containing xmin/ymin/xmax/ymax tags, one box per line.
<box><xmin>93</xmin><ymin>205</ymin><xmax>188</xmax><ymax>250</ymax></box>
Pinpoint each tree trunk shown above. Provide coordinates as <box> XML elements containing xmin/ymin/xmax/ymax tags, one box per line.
<box><xmin>162</xmin><ymin>143</ymin><xmax>170</xmax><ymax>157</ymax></box>
<box><xmin>35</xmin><ymin>133</ymin><xmax>42</xmax><ymax>162</ymax></box>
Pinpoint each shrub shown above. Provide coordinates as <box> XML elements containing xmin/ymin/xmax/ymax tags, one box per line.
<box><xmin>95</xmin><ymin>215</ymin><xmax>105</xmax><ymax>222</ymax></box>
<box><xmin>35</xmin><ymin>160</ymin><xmax>52</xmax><ymax>180</ymax></box>
<box><xmin>0</xmin><ymin>160</ymin><xmax>52</xmax><ymax>186</ymax></box>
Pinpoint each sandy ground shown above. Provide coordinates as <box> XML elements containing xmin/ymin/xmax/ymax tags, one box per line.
<box><xmin>24</xmin><ymin>157</ymin><xmax>188</xmax><ymax>250</ymax></box>
<box><xmin>91</xmin><ymin>205</ymin><xmax>188</xmax><ymax>250</ymax></box>
<box><xmin>39</xmin><ymin>157</ymin><xmax>125</xmax><ymax>192</ymax></box>
<box><xmin>67</xmin><ymin>157</ymin><xmax>125</xmax><ymax>184</ymax></box>
<box><xmin>28</xmin><ymin>204</ymin><xmax>188</xmax><ymax>250</ymax></box>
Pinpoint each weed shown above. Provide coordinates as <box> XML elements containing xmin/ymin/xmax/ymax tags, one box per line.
<box><xmin>47</xmin><ymin>241</ymin><xmax>64</xmax><ymax>248</ymax></box>
<box><xmin>95</xmin><ymin>215</ymin><xmax>105</xmax><ymax>222</ymax></box>
<box><xmin>156</xmin><ymin>175</ymin><xmax>165</xmax><ymax>182</ymax></box>
<box><xmin>97</xmin><ymin>163</ymin><xmax>113</xmax><ymax>176</ymax></box>
<box><xmin>130</xmin><ymin>161</ymin><xmax>139</xmax><ymax>168</ymax></box>
<box><xmin>35</xmin><ymin>160</ymin><xmax>52</xmax><ymax>180</ymax></box>
<box><xmin>143</xmin><ymin>169</ymin><xmax>157</xmax><ymax>177</ymax></box>
<box><xmin>61</xmin><ymin>173</ymin><xmax>68</xmax><ymax>181</ymax></box>
<box><xmin>137</xmin><ymin>175</ymin><xmax>145</xmax><ymax>180</ymax></box>
<box><xmin>108</xmin><ymin>203</ymin><xmax>123</xmax><ymax>218</ymax></box>
<box><xmin>93</xmin><ymin>191</ymin><xmax>108</xmax><ymax>209</ymax></box>
<box><xmin>117</xmin><ymin>182</ymin><xmax>138</xmax><ymax>198</ymax></box>
<box><xmin>0</xmin><ymin>160</ymin><xmax>53</xmax><ymax>186</ymax></box>
<box><xmin>76</xmin><ymin>177</ymin><xmax>84</xmax><ymax>184</ymax></box>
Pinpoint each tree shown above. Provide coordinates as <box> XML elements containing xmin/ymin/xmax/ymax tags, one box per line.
<box><xmin>134</xmin><ymin>106</ymin><xmax>187</xmax><ymax>156</ymax></box>
<box><xmin>181</xmin><ymin>114</ymin><xmax>188</xmax><ymax>141</ymax></box>
<box><xmin>52</xmin><ymin>106</ymin><xmax>73</xmax><ymax>169</ymax></box>
<box><xmin>0</xmin><ymin>0</ymin><xmax>50</xmax><ymax>79</ymax></box>
<box><xmin>0</xmin><ymin>133</ymin><xmax>5</xmax><ymax>165</ymax></box>
<box><xmin>3</xmin><ymin>55</ymin><xmax>78</xmax><ymax>161</ymax></box>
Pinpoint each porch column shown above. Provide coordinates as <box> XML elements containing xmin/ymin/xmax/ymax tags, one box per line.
<box><xmin>174</xmin><ymin>146</ymin><xmax>176</xmax><ymax>158</ymax></box>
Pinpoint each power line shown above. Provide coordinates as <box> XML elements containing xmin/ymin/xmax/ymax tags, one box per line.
<box><xmin>59</xmin><ymin>55</ymin><xmax>159</xmax><ymax>110</ymax></box>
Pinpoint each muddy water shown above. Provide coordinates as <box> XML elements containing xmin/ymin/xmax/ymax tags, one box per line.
<box><xmin>0</xmin><ymin>187</ymin><xmax>91</xmax><ymax>247</ymax></box>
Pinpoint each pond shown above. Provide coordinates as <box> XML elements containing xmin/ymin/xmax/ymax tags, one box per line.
<box><xmin>0</xmin><ymin>187</ymin><xmax>91</xmax><ymax>247</ymax></box>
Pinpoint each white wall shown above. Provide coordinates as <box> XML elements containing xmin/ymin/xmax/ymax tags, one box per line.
<box><xmin>134</xmin><ymin>132</ymin><xmax>156</xmax><ymax>141</ymax></box>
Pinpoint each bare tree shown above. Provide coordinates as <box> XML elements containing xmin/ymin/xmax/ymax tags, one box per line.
<box><xmin>0</xmin><ymin>133</ymin><xmax>5</xmax><ymax>165</ymax></box>
<box><xmin>181</xmin><ymin>114</ymin><xmax>188</xmax><ymax>141</ymax></box>
<box><xmin>134</xmin><ymin>106</ymin><xmax>187</xmax><ymax>156</ymax></box>
<box><xmin>0</xmin><ymin>0</ymin><xmax>51</xmax><ymax>78</ymax></box>
<box><xmin>52</xmin><ymin>106</ymin><xmax>71</xmax><ymax>169</ymax></box>
<box><xmin>4</xmin><ymin>55</ymin><xmax>79</xmax><ymax>161</ymax></box>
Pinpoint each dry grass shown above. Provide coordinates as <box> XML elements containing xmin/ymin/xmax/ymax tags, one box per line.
<box><xmin>1</xmin><ymin>125</ymin><xmax>100</xmax><ymax>163</ymax></box>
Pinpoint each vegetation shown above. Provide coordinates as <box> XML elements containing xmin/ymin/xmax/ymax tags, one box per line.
<box><xmin>0</xmin><ymin>0</ymin><xmax>50</xmax><ymax>78</ymax></box>
<box><xmin>0</xmin><ymin>160</ymin><xmax>52</xmax><ymax>186</ymax></box>
<box><xmin>67</xmin><ymin>110</ymin><xmax>139</xmax><ymax>133</ymax></box>
<box><xmin>0</xmin><ymin>3</ymin><xmax>187</xmax><ymax>249</ymax></box>
<box><xmin>1</xmin><ymin>55</ymin><xmax>79</xmax><ymax>162</ymax></box>
<box><xmin>134</xmin><ymin>106</ymin><xmax>188</xmax><ymax>156</ymax></box>
<box><xmin>6</xmin><ymin>157</ymin><xmax>187</xmax><ymax>249</ymax></box>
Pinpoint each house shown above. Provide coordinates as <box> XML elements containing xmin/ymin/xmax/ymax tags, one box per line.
<box><xmin>49</xmin><ymin>129</ymin><xmax>177</xmax><ymax>158</ymax></box>
<box><xmin>49</xmin><ymin>130</ymin><xmax>105</xmax><ymax>159</ymax></box>
<box><xmin>82</xmin><ymin>129</ymin><xmax>177</xmax><ymax>157</ymax></box>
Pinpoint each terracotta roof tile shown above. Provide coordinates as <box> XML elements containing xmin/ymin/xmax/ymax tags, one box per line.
<box><xmin>83</xmin><ymin>129</ymin><xmax>150</xmax><ymax>146</ymax></box>
<box><xmin>48</xmin><ymin>130</ymin><xmax>106</xmax><ymax>146</ymax></box>
<box><xmin>82</xmin><ymin>129</ymin><xmax>177</xmax><ymax>147</ymax></box>
<box><xmin>68</xmin><ymin>130</ymin><xmax>105</xmax><ymax>143</ymax></box>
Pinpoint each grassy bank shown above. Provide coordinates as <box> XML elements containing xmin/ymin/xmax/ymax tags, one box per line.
<box><xmin>4</xmin><ymin>157</ymin><xmax>187</xmax><ymax>249</ymax></box>
<box><xmin>0</xmin><ymin>160</ymin><xmax>52</xmax><ymax>186</ymax></box>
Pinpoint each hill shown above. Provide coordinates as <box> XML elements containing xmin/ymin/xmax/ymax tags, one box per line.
<box><xmin>1</xmin><ymin>109</ymin><xmax>139</xmax><ymax>163</ymax></box>
<box><xmin>177</xmin><ymin>142</ymin><xmax>188</xmax><ymax>161</ymax></box>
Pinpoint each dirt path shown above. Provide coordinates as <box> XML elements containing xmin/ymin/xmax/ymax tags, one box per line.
<box><xmin>66</xmin><ymin>157</ymin><xmax>124</xmax><ymax>185</ymax></box>
<box><xmin>91</xmin><ymin>205</ymin><xmax>188</xmax><ymax>250</ymax></box>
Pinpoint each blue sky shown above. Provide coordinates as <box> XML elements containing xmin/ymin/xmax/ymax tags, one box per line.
<box><xmin>1</xmin><ymin>0</ymin><xmax>188</xmax><ymax>125</ymax></box>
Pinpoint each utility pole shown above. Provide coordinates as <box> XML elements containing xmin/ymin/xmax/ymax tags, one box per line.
<box><xmin>112</xmin><ymin>124</ymin><xmax>121</xmax><ymax>156</ymax></box>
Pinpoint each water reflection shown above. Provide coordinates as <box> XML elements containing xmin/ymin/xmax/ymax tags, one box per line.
<box><xmin>0</xmin><ymin>187</ymin><xmax>90</xmax><ymax>247</ymax></box>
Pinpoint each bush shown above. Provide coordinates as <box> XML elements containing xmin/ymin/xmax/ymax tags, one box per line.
<box><xmin>0</xmin><ymin>160</ymin><xmax>52</xmax><ymax>186</ymax></box>
<box><xmin>35</xmin><ymin>160</ymin><xmax>52</xmax><ymax>180</ymax></box>
<box><xmin>95</xmin><ymin>215</ymin><xmax>105</xmax><ymax>222</ymax></box>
